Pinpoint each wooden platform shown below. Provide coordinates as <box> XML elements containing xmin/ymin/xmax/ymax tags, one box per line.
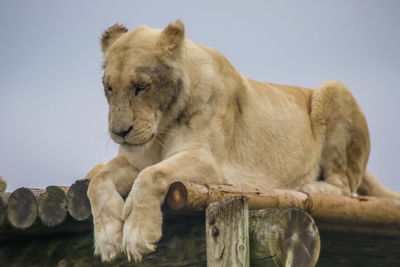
<box><xmin>0</xmin><ymin>179</ymin><xmax>399</xmax><ymax>266</ymax></box>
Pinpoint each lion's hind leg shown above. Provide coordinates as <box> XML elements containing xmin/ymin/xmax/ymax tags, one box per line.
<box><xmin>301</xmin><ymin>81</ymin><xmax>370</xmax><ymax>196</ymax></box>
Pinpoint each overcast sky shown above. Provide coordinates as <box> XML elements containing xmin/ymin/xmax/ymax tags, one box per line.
<box><xmin>1</xmin><ymin>1</ymin><xmax>399</xmax><ymax>193</ymax></box>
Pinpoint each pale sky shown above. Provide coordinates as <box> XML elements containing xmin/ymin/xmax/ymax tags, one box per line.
<box><xmin>1</xmin><ymin>1</ymin><xmax>399</xmax><ymax>192</ymax></box>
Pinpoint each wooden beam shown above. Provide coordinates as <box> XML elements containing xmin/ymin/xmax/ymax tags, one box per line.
<box><xmin>166</xmin><ymin>182</ymin><xmax>400</xmax><ymax>236</ymax></box>
<box><xmin>206</xmin><ymin>197</ymin><xmax>250</xmax><ymax>267</ymax></box>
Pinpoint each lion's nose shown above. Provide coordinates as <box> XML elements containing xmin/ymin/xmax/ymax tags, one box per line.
<box><xmin>112</xmin><ymin>125</ymin><xmax>133</xmax><ymax>138</ymax></box>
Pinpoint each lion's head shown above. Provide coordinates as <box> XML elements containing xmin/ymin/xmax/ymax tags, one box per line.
<box><xmin>101</xmin><ymin>21</ymin><xmax>186</xmax><ymax>146</ymax></box>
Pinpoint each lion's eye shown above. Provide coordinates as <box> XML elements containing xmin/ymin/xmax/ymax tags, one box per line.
<box><xmin>134</xmin><ymin>84</ymin><xmax>149</xmax><ymax>96</ymax></box>
<box><xmin>106</xmin><ymin>87</ymin><xmax>113</xmax><ymax>96</ymax></box>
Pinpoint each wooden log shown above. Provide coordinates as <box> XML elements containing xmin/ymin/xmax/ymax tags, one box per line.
<box><xmin>166</xmin><ymin>182</ymin><xmax>400</xmax><ymax>236</ymax></box>
<box><xmin>67</xmin><ymin>179</ymin><xmax>91</xmax><ymax>221</ymax></box>
<box><xmin>7</xmin><ymin>188</ymin><xmax>42</xmax><ymax>229</ymax></box>
<box><xmin>6</xmin><ymin>186</ymin><xmax>70</xmax><ymax>228</ymax></box>
<box><xmin>38</xmin><ymin>186</ymin><xmax>69</xmax><ymax>227</ymax></box>
<box><xmin>0</xmin><ymin>192</ymin><xmax>11</xmax><ymax>226</ymax></box>
<box><xmin>249</xmin><ymin>207</ymin><xmax>320</xmax><ymax>267</ymax></box>
<box><xmin>206</xmin><ymin>197</ymin><xmax>250</xmax><ymax>267</ymax></box>
<box><xmin>166</xmin><ymin>182</ymin><xmax>308</xmax><ymax>211</ymax></box>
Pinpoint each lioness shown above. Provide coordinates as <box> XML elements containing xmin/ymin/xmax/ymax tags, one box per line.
<box><xmin>88</xmin><ymin>20</ymin><xmax>399</xmax><ymax>262</ymax></box>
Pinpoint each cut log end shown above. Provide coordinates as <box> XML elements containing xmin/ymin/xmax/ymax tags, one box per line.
<box><xmin>38</xmin><ymin>186</ymin><xmax>68</xmax><ymax>227</ymax></box>
<box><xmin>7</xmin><ymin>188</ymin><xmax>38</xmax><ymax>229</ymax></box>
<box><xmin>250</xmin><ymin>207</ymin><xmax>320</xmax><ymax>267</ymax></box>
<box><xmin>67</xmin><ymin>179</ymin><xmax>91</xmax><ymax>221</ymax></box>
<box><xmin>166</xmin><ymin>182</ymin><xmax>188</xmax><ymax>210</ymax></box>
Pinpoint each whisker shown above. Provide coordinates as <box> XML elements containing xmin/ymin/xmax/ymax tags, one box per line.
<box><xmin>154</xmin><ymin>137</ymin><xmax>168</xmax><ymax>151</ymax></box>
<box><xmin>155</xmin><ymin>130</ymin><xmax>168</xmax><ymax>134</ymax></box>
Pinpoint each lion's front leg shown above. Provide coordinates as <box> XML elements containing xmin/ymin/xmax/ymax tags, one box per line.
<box><xmin>87</xmin><ymin>156</ymin><xmax>138</xmax><ymax>261</ymax></box>
<box><xmin>122</xmin><ymin>148</ymin><xmax>223</xmax><ymax>261</ymax></box>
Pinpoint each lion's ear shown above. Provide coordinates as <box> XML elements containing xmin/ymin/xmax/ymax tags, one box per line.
<box><xmin>158</xmin><ymin>20</ymin><xmax>185</xmax><ymax>53</ymax></box>
<box><xmin>101</xmin><ymin>24</ymin><xmax>128</xmax><ymax>53</ymax></box>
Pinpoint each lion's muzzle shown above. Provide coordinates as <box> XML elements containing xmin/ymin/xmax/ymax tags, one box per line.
<box><xmin>111</xmin><ymin>125</ymin><xmax>133</xmax><ymax>138</ymax></box>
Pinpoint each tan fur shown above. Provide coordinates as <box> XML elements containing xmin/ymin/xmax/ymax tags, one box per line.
<box><xmin>0</xmin><ymin>176</ymin><xmax>6</xmax><ymax>192</ymax></box>
<box><xmin>85</xmin><ymin>163</ymin><xmax>106</xmax><ymax>179</ymax></box>
<box><xmin>87</xmin><ymin>20</ymin><xmax>398</xmax><ymax>262</ymax></box>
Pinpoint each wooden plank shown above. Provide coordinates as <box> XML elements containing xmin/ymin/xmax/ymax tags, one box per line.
<box><xmin>206</xmin><ymin>196</ymin><xmax>250</xmax><ymax>267</ymax></box>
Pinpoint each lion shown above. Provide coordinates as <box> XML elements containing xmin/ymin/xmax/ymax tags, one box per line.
<box><xmin>0</xmin><ymin>176</ymin><xmax>6</xmax><ymax>192</ymax></box>
<box><xmin>87</xmin><ymin>20</ymin><xmax>400</xmax><ymax>262</ymax></box>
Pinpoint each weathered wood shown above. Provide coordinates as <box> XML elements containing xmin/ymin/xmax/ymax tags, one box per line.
<box><xmin>6</xmin><ymin>186</ymin><xmax>70</xmax><ymax>228</ymax></box>
<box><xmin>166</xmin><ymin>182</ymin><xmax>400</xmax><ymax>236</ymax></box>
<box><xmin>67</xmin><ymin>179</ymin><xmax>91</xmax><ymax>221</ymax></box>
<box><xmin>206</xmin><ymin>197</ymin><xmax>250</xmax><ymax>267</ymax></box>
<box><xmin>0</xmin><ymin>215</ymin><xmax>93</xmax><ymax>241</ymax></box>
<box><xmin>317</xmin><ymin>231</ymin><xmax>400</xmax><ymax>267</ymax></box>
<box><xmin>7</xmin><ymin>188</ymin><xmax>42</xmax><ymax>229</ymax></box>
<box><xmin>38</xmin><ymin>186</ymin><xmax>69</xmax><ymax>227</ymax></box>
<box><xmin>0</xmin><ymin>212</ymin><xmax>399</xmax><ymax>266</ymax></box>
<box><xmin>249</xmin><ymin>207</ymin><xmax>320</xmax><ymax>267</ymax></box>
<box><xmin>0</xmin><ymin>215</ymin><xmax>207</xmax><ymax>267</ymax></box>
<box><xmin>0</xmin><ymin>192</ymin><xmax>11</xmax><ymax>226</ymax></box>
<box><xmin>167</xmin><ymin>182</ymin><xmax>209</xmax><ymax>211</ymax></box>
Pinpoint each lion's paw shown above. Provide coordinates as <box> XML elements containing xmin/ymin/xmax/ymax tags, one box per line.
<box><xmin>122</xmin><ymin>227</ymin><xmax>157</xmax><ymax>262</ymax></box>
<box><xmin>93</xmin><ymin>215</ymin><xmax>123</xmax><ymax>261</ymax></box>
<box><xmin>122</xmin><ymin>198</ymin><xmax>162</xmax><ymax>262</ymax></box>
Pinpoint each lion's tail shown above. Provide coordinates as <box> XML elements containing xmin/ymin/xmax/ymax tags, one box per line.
<box><xmin>357</xmin><ymin>171</ymin><xmax>400</xmax><ymax>200</ymax></box>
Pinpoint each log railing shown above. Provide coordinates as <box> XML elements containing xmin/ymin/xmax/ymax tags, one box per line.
<box><xmin>167</xmin><ymin>181</ymin><xmax>400</xmax><ymax>236</ymax></box>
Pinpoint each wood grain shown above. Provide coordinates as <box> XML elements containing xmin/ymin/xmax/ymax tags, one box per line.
<box><xmin>206</xmin><ymin>197</ymin><xmax>250</xmax><ymax>267</ymax></box>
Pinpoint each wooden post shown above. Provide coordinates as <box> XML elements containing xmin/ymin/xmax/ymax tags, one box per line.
<box><xmin>206</xmin><ymin>196</ymin><xmax>250</xmax><ymax>267</ymax></box>
<box><xmin>67</xmin><ymin>179</ymin><xmax>91</xmax><ymax>221</ymax></box>
<box><xmin>249</xmin><ymin>207</ymin><xmax>320</xmax><ymax>267</ymax></box>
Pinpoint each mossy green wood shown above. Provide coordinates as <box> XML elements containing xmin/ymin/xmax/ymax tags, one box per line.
<box><xmin>0</xmin><ymin>216</ymin><xmax>206</xmax><ymax>267</ymax></box>
<box><xmin>1</xmin><ymin>208</ymin><xmax>399</xmax><ymax>266</ymax></box>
